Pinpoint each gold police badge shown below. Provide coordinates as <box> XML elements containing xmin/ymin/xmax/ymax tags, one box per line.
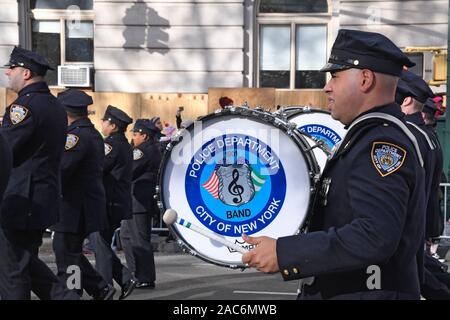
<box><xmin>65</xmin><ymin>134</ymin><xmax>79</xmax><ymax>150</ymax></box>
<box><xmin>371</xmin><ymin>142</ymin><xmax>406</xmax><ymax>177</ymax></box>
<box><xmin>10</xmin><ymin>104</ymin><xmax>29</xmax><ymax>125</ymax></box>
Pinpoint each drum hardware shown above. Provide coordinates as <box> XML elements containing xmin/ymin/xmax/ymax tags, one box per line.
<box><xmin>303</xmin><ymin>139</ymin><xmax>326</xmax><ymax>153</ymax></box>
<box><xmin>282</xmin><ymin>107</ymin><xmax>347</xmax><ymax>172</ymax></box>
<box><xmin>158</xmin><ymin>108</ymin><xmax>320</xmax><ymax>268</ymax></box>
<box><xmin>321</xmin><ymin>178</ymin><xmax>332</xmax><ymax>206</ymax></box>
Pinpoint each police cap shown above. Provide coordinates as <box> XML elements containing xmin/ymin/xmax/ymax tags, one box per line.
<box><xmin>320</xmin><ymin>29</ymin><xmax>415</xmax><ymax>76</ymax></box>
<box><xmin>396</xmin><ymin>70</ymin><xmax>434</xmax><ymax>104</ymax></box>
<box><xmin>132</xmin><ymin>119</ymin><xmax>159</xmax><ymax>135</ymax></box>
<box><xmin>5</xmin><ymin>47</ymin><xmax>53</xmax><ymax>76</ymax></box>
<box><xmin>423</xmin><ymin>98</ymin><xmax>437</xmax><ymax>116</ymax></box>
<box><xmin>58</xmin><ymin>89</ymin><xmax>93</xmax><ymax>116</ymax></box>
<box><xmin>102</xmin><ymin>105</ymin><xmax>133</xmax><ymax>129</ymax></box>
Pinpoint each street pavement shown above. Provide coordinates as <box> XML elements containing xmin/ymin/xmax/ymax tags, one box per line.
<box><xmin>34</xmin><ymin>235</ymin><xmax>300</xmax><ymax>300</ymax></box>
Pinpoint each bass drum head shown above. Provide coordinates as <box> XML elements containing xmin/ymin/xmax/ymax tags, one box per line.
<box><xmin>287</xmin><ymin>109</ymin><xmax>347</xmax><ymax>170</ymax></box>
<box><xmin>159</xmin><ymin>110</ymin><xmax>316</xmax><ymax>268</ymax></box>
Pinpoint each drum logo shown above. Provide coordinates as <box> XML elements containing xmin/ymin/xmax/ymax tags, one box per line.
<box><xmin>185</xmin><ymin>134</ymin><xmax>286</xmax><ymax>237</ymax></box>
<box><xmin>299</xmin><ymin>124</ymin><xmax>342</xmax><ymax>149</ymax></box>
<box><xmin>211</xmin><ymin>164</ymin><xmax>255</xmax><ymax>206</ymax></box>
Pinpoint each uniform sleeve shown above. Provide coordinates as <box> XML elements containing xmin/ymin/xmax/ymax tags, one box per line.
<box><xmin>0</xmin><ymin>105</ymin><xmax>35</xmax><ymax>167</ymax></box>
<box><xmin>276</xmin><ymin>136</ymin><xmax>422</xmax><ymax>280</ymax></box>
<box><xmin>104</xmin><ymin>141</ymin><xmax>131</xmax><ymax>182</ymax></box>
<box><xmin>61</xmin><ymin>133</ymin><xmax>86</xmax><ymax>183</ymax></box>
<box><xmin>103</xmin><ymin>140</ymin><xmax>117</xmax><ymax>174</ymax></box>
<box><xmin>132</xmin><ymin>148</ymin><xmax>148</xmax><ymax>180</ymax></box>
<box><xmin>132</xmin><ymin>145</ymin><xmax>161</xmax><ymax>180</ymax></box>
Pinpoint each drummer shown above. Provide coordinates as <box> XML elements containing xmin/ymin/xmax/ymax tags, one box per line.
<box><xmin>242</xmin><ymin>29</ymin><xmax>426</xmax><ymax>300</ymax></box>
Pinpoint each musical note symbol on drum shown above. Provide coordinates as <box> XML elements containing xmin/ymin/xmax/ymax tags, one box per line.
<box><xmin>228</xmin><ymin>169</ymin><xmax>244</xmax><ymax>204</ymax></box>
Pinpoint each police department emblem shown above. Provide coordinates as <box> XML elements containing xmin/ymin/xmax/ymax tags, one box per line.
<box><xmin>215</xmin><ymin>164</ymin><xmax>255</xmax><ymax>206</ymax></box>
<box><xmin>104</xmin><ymin>143</ymin><xmax>113</xmax><ymax>156</ymax></box>
<box><xmin>372</xmin><ymin>142</ymin><xmax>407</xmax><ymax>177</ymax></box>
<box><xmin>299</xmin><ymin>124</ymin><xmax>342</xmax><ymax>149</ymax></box>
<box><xmin>185</xmin><ymin>134</ymin><xmax>286</xmax><ymax>237</ymax></box>
<box><xmin>10</xmin><ymin>104</ymin><xmax>29</xmax><ymax>125</ymax></box>
<box><xmin>65</xmin><ymin>134</ymin><xmax>79</xmax><ymax>150</ymax></box>
<box><xmin>133</xmin><ymin>148</ymin><xmax>144</xmax><ymax>160</ymax></box>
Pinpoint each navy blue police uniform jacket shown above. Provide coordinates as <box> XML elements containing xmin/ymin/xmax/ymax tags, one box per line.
<box><xmin>276</xmin><ymin>103</ymin><xmax>426</xmax><ymax>300</ymax></box>
<box><xmin>103</xmin><ymin>132</ymin><xmax>133</xmax><ymax>226</ymax></box>
<box><xmin>0</xmin><ymin>81</ymin><xmax>67</xmax><ymax>230</ymax></box>
<box><xmin>131</xmin><ymin>139</ymin><xmax>162</xmax><ymax>214</ymax></box>
<box><xmin>53</xmin><ymin>117</ymin><xmax>108</xmax><ymax>234</ymax></box>
<box><xmin>0</xmin><ymin>132</ymin><xmax>12</xmax><ymax>202</ymax></box>
<box><xmin>425</xmin><ymin>126</ymin><xmax>444</xmax><ymax>239</ymax></box>
<box><xmin>404</xmin><ymin>112</ymin><xmax>436</xmax><ymax>285</ymax></box>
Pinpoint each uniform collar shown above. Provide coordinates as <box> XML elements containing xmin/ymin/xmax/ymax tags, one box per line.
<box><xmin>107</xmin><ymin>131</ymin><xmax>127</xmax><ymax>141</ymax></box>
<box><xmin>346</xmin><ymin>102</ymin><xmax>404</xmax><ymax>129</ymax></box>
<box><xmin>135</xmin><ymin>139</ymin><xmax>154</xmax><ymax>149</ymax></box>
<box><xmin>18</xmin><ymin>81</ymin><xmax>50</xmax><ymax>97</ymax></box>
<box><xmin>68</xmin><ymin>117</ymin><xmax>93</xmax><ymax>131</ymax></box>
<box><xmin>404</xmin><ymin>112</ymin><xmax>425</xmax><ymax>126</ymax></box>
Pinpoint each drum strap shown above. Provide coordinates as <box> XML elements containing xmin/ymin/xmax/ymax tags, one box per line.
<box><xmin>406</xmin><ymin>121</ymin><xmax>436</xmax><ymax>150</ymax></box>
<box><xmin>346</xmin><ymin>113</ymin><xmax>424</xmax><ymax>167</ymax></box>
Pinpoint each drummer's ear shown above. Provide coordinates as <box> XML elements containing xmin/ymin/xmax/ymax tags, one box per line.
<box><xmin>360</xmin><ymin>69</ymin><xmax>375</xmax><ymax>92</ymax></box>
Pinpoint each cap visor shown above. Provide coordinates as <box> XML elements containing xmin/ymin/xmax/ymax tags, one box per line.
<box><xmin>319</xmin><ymin>63</ymin><xmax>351</xmax><ymax>73</ymax></box>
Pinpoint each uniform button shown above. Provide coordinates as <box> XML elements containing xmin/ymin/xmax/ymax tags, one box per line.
<box><xmin>293</xmin><ymin>267</ymin><xmax>299</xmax><ymax>274</ymax></box>
<box><xmin>383</xmin><ymin>123</ymin><xmax>389</xmax><ymax>127</ymax></box>
<box><xmin>283</xmin><ymin>269</ymin><xmax>289</xmax><ymax>276</ymax></box>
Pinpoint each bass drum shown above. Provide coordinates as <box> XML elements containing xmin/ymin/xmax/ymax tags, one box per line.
<box><xmin>156</xmin><ymin>107</ymin><xmax>320</xmax><ymax>268</ymax></box>
<box><xmin>277</xmin><ymin>106</ymin><xmax>347</xmax><ymax>171</ymax></box>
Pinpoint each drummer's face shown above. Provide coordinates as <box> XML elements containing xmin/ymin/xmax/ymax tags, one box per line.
<box><xmin>324</xmin><ymin>69</ymin><xmax>360</xmax><ymax>125</ymax></box>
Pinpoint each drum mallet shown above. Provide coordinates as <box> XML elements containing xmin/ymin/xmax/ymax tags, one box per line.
<box><xmin>163</xmin><ymin>209</ymin><xmax>248</xmax><ymax>254</ymax></box>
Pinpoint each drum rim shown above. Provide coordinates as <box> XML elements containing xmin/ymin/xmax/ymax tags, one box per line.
<box><xmin>284</xmin><ymin>108</ymin><xmax>348</xmax><ymax>157</ymax></box>
<box><xmin>155</xmin><ymin>107</ymin><xmax>320</xmax><ymax>268</ymax></box>
<box><xmin>285</xmin><ymin>108</ymin><xmax>331</xmax><ymax>120</ymax></box>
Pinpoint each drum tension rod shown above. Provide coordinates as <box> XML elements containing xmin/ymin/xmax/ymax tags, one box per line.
<box><xmin>304</xmin><ymin>140</ymin><xmax>325</xmax><ymax>152</ymax></box>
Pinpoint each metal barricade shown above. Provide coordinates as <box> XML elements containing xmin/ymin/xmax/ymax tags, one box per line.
<box><xmin>440</xmin><ymin>183</ymin><xmax>450</xmax><ymax>238</ymax></box>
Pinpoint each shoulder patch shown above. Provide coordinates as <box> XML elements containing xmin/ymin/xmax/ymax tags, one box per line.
<box><xmin>371</xmin><ymin>142</ymin><xmax>407</xmax><ymax>177</ymax></box>
<box><xmin>65</xmin><ymin>134</ymin><xmax>79</xmax><ymax>150</ymax></box>
<box><xmin>133</xmin><ymin>148</ymin><xmax>144</xmax><ymax>160</ymax></box>
<box><xmin>104</xmin><ymin>143</ymin><xmax>113</xmax><ymax>156</ymax></box>
<box><xmin>10</xmin><ymin>104</ymin><xmax>29</xmax><ymax>125</ymax></box>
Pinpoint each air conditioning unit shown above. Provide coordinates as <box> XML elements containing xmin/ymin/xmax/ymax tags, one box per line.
<box><xmin>58</xmin><ymin>65</ymin><xmax>91</xmax><ymax>87</ymax></box>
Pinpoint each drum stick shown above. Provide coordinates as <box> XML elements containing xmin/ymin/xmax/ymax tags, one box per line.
<box><xmin>163</xmin><ymin>209</ymin><xmax>248</xmax><ymax>254</ymax></box>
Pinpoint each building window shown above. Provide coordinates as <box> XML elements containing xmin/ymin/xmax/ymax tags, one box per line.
<box><xmin>260</xmin><ymin>0</ymin><xmax>328</xmax><ymax>13</ymax></box>
<box><xmin>28</xmin><ymin>1</ymin><xmax>94</xmax><ymax>86</ymax></box>
<box><xmin>295</xmin><ymin>25</ymin><xmax>327</xmax><ymax>89</ymax></box>
<box><xmin>31</xmin><ymin>0</ymin><xmax>93</xmax><ymax>10</ymax></box>
<box><xmin>405</xmin><ymin>53</ymin><xmax>424</xmax><ymax>78</ymax></box>
<box><xmin>257</xmin><ymin>1</ymin><xmax>330</xmax><ymax>89</ymax></box>
<box><xmin>259</xmin><ymin>25</ymin><xmax>291</xmax><ymax>88</ymax></box>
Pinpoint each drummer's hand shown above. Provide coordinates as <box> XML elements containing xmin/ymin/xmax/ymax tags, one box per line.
<box><xmin>241</xmin><ymin>234</ymin><xmax>279</xmax><ymax>273</ymax></box>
